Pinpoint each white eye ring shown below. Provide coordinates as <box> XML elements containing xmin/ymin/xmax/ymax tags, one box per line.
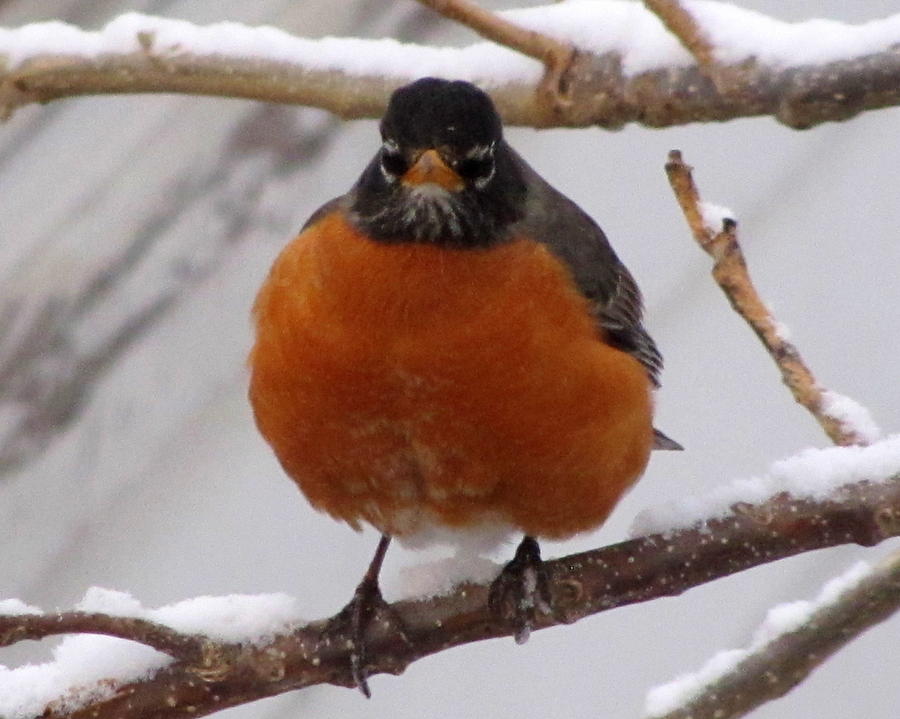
<box><xmin>461</xmin><ymin>143</ymin><xmax>496</xmax><ymax>189</ymax></box>
<box><xmin>466</xmin><ymin>142</ymin><xmax>495</xmax><ymax>161</ymax></box>
<box><xmin>473</xmin><ymin>166</ymin><xmax>495</xmax><ymax>189</ymax></box>
<box><xmin>379</xmin><ymin>139</ymin><xmax>405</xmax><ymax>181</ymax></box>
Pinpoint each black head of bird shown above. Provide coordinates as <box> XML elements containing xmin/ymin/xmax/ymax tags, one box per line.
<box><xmin>351</xmin><ymin>77</ymin><xmax>527</xmax><ymax>248</ymax></box>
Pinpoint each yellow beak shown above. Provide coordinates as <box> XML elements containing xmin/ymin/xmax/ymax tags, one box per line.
<box><xmin>401</xmin><ymin>149</ymin><xmax>464</xmax><ymax>191</ymax></box>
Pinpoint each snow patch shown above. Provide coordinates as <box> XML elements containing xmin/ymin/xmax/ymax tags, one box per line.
<box><xmin>385</xmin><ymin>555</ymin><xmax>501</xmax><ymax>601</ymax></box>
<box><xmin>0</xmin><ymin>11</ymin><xmax>540</xmax><ymax>85</ymax></box>
<box><xmin>632</xmin><ymin>434</ymin><xmax>900</xmax><ymax>536</ymax></box>
<box><xmin>698</xmin><ymin>201</ymin><xmax>735</xmax><ymax>232</ymax></box>
<box><xmin>820</xmin><ymin>389</ymin><xmax>882</xmax><ymax>444</ymax></box>
<box><xmin>0</xmin><ymin>589</ymin><xmax>304</xmax><ymax>719</ymax></box>
<box><xmin>75</xmin><ymin>587</ymin><xmax>143</xmax><ymax>616</ymax></box>
<box><xmin>771</xmin><ymin>318</ymin><xmax>792</xmax><ymax>342</ymax></box>
<box><xmin>74</xmin><ymin>587</ymin><xmax>303</xmax><ymax>644</ymax></box>
<box><xmin>151</xmin><ymin>593</ymin><xmax>303</xmax><ymax>644</ymax></box>
<box><xmin>689</xmin><ymin>1</ymin><xmax>900</xmax><ymax>68</ymax></box>
<box><xmin>644</xmin><ymin>560</ymin><xmax>873</xmax><ymax>717</ymax></box>
<box><xmin>0</xmin><ymin>635</ymin><xmax>167</xmax><ymax>719</ymax></box>
<box><xmin>0</xmin><ymin>599</ymin><xmax>42</xmax><ymax>616</ymax></box>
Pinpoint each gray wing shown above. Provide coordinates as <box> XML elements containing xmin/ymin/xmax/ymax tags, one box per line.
<box><xmin>507</xmin><ymin>146</ymin><xmax>682</xmax><ymax>451</ymax></box>
<box><xmin>507</xmin><ymin>145</ymin><xmax>663</xmax><ymax>386</ymax></box>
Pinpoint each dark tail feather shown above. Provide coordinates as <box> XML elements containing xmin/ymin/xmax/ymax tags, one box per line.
<box><xmin>653</xmin><ymin>428</ymin><xmax>683</xmax><ymax>451</ymax></box>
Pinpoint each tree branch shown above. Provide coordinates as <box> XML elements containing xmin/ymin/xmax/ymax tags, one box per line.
<box><xmin>647</xmin><ymin>549</ymin><xmax>900</xmax><ymax>719</ymax></box>
<box><xmin>3</xmin><ymin>7</ymin><xmax>900</xmax><ymax>128</ymax></box>
<box><xmin>3</xmin><ymin>470</ymin><xmax>898</xmax><ymax>718</ymax></box>
<box><xmin>664</xmin><ymin>150</ymin><xmax>872</xmax><ymax>447</ymax></box>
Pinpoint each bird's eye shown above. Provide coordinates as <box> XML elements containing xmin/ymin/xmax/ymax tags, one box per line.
<box><xmin>455</xmin><ymin>144</ymin><xmax>496</xmax><ymax>184</ymax></box>
<box><xmin>380</xmin><ymin>148</ymin><xmax>408</xmax><ymax>177</ymax></box>
<box><xmin>456</xmin><ymin>156</ymin><xmax>494</xmax><ymax>181</ymax></box>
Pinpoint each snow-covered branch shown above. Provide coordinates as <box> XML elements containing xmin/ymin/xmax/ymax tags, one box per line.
<box><xmin>3</xmin><ymin>449</ymin><xmax>900</xmax><ymax>719</ymax></box>
<box><xmin>645</xmin><ymin>553</ymin><xmax>900</xmax><ymax>719</ymax></box>
<box><xmin>3</xmin><ymin>3</ymin><xmax>900</xmax><ymax>128</ymax></box>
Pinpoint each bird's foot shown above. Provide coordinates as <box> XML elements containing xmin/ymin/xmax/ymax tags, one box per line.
<box><xmin>488</xmin><ymin>536</ymin><xmax>552</xmax><ymax>644</ymax></box>
<box><xmin>324</xmin><ymin>574</ymin><xmax>410</xmax><ymax>698</ymax></box>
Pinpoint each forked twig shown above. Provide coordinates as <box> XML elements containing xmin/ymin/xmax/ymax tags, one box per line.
<box><xmin>643</xmin><ymin>0</ymin><xmax>740</xmax><ymax>94</ymax></box>
<box><xmin>413</xmin><ymin>0</ymin><xmax>576</xmax><ymax>116</ymax></box>
<box><xmin>643</xmin><ymin>0</ymin><xmax>716</xmax><ymax>71</ymax></box>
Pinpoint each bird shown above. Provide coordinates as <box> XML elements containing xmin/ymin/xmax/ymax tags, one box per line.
<box><xmin>248</xmin><ymin>77</ymin><xmax>680</xmax><ymax>695</ymax></box>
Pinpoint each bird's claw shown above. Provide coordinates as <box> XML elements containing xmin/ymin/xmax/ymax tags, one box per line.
<box><xmin>325</xmin><ymin>576</ymin><xmax>409</xmax><ymax>698</ymax></box>
<box><xmin>488</xmin><ymin>536</ymin><xmax>552</xmax><ymax>643</ymax></box>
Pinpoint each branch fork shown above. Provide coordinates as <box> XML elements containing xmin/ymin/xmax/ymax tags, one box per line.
<box><xmin>414</xmin><ymin>0</ymin><xmax>578</xmax><ymax>118</ymax></box>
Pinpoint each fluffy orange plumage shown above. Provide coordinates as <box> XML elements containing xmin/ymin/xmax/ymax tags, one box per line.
<box><xmin>249</xmin><ymin>211</ymin><xmax>653</xmax><ymax>541</ymax></box>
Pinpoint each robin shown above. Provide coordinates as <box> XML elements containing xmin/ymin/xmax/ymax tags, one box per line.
<box><xmin>249</xmin><ymin>77</ymin><xmax>680</xmax><ymax>695</ymax></box>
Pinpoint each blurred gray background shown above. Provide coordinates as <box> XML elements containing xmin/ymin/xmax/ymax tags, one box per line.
<box><xmin>1</xmin><ymin>1</ymin><xmax>899</xmax><ymax>717</ymax></box>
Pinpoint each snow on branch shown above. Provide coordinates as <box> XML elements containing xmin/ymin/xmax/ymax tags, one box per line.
<box><xmin>644</xmin><ymin>554</ymin><xmax>900</xmax><ymax>719</ymax></box>
<box><xmin>2</xmin><ymin>2</ymin><xmax>900</xmax><ymax>127</ymax></box>
<box><xmin>0</xmin><ymin>591</ymin><xmax>304</xmax><ymax>718</ymax></box>
<box><xmin>2</xmin><ymin>450</ymin><xmax>900</xmax><ymax>719</ymax></box>
<box><xmin>632</xmin><ymin>435</ymin><xmax>900</xmax><ymax>536</ymax></box>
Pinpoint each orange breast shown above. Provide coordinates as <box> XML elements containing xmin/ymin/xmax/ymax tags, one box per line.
<box><xmin>248</xmin><ymin>211</ymin><xmax>653</xmax><ymax>539</ymax></box>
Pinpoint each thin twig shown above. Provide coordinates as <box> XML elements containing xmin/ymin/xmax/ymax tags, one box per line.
<box><xmin>643</xmin><ymin>0</ymin><xmax>717</xmax><ymax>72</ymax></box>
<box><xmin>0</xmin><ymin>611</ymin><xmax>209</xmax><ymax>663</ymax></box>
<box><xmin>413</xmin><ymin>0</ymin><xmax>576</xmax><ymax>117</ymax></box>
<box><xmin>664</xmin><ymin>150</ymin><xmax>869</xmax><ymax>446</ymax></box>
<box><xmin>2</xmin><ymin>471</ymin><xmax>897</xmax><ymax>718</ymax></box>
<box><xmin>642</xmin><ymin>0</ymin><xmax>744</xmax><ymax>94</ymax></box>
<box><xmin>648</xmin><ymin>548</ymin><xmax>900</xmax><ymax>719</ymax></box>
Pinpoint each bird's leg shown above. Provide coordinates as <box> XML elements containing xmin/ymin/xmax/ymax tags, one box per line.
<box><xmin>488</xmin><ymin>535</ymin><xmax>553</xmax><ymax>644</ymax></box>
<box><xmin>325</xmin><ymin>534</ymin><xmax>407</xmax><ymax>698</ymax></box>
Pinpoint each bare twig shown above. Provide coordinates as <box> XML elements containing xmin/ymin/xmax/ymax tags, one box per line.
<box><xmin>664</xmin><ymin>150</ymin><xmax>869</xmax><ymax>446</ymax></box>
<box><xmin>641</xmin><ymin>0</ymin><xmax>744</xmax><ymax>95</ymax></box>
<box><xmin>0</xmin><ymin>612</ymin><xmax>209</xmax><ymax>664</ymax></box>
<box><xmin>413</xmin><ymin>0</ymin><xmax>576</xmax><ymax>118</ymax></box>
<box><xmin>2</xmin><ymin>472</ymin><xmax>897</xmax><ymax>718</ymax></box>
<box><xmin>3</xmin><ymin>10</ymin><xmax>900</xmax><ymax>127</ymax></box>
<box><xmin>649</xmin><ymin>549</ymin><xmax>900</xmax><ymax>719</ymax></box>
<box><xmin>643</xmin><ymin>0</ymin><xmax>717</xmax><ymax>74</ymax></box>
